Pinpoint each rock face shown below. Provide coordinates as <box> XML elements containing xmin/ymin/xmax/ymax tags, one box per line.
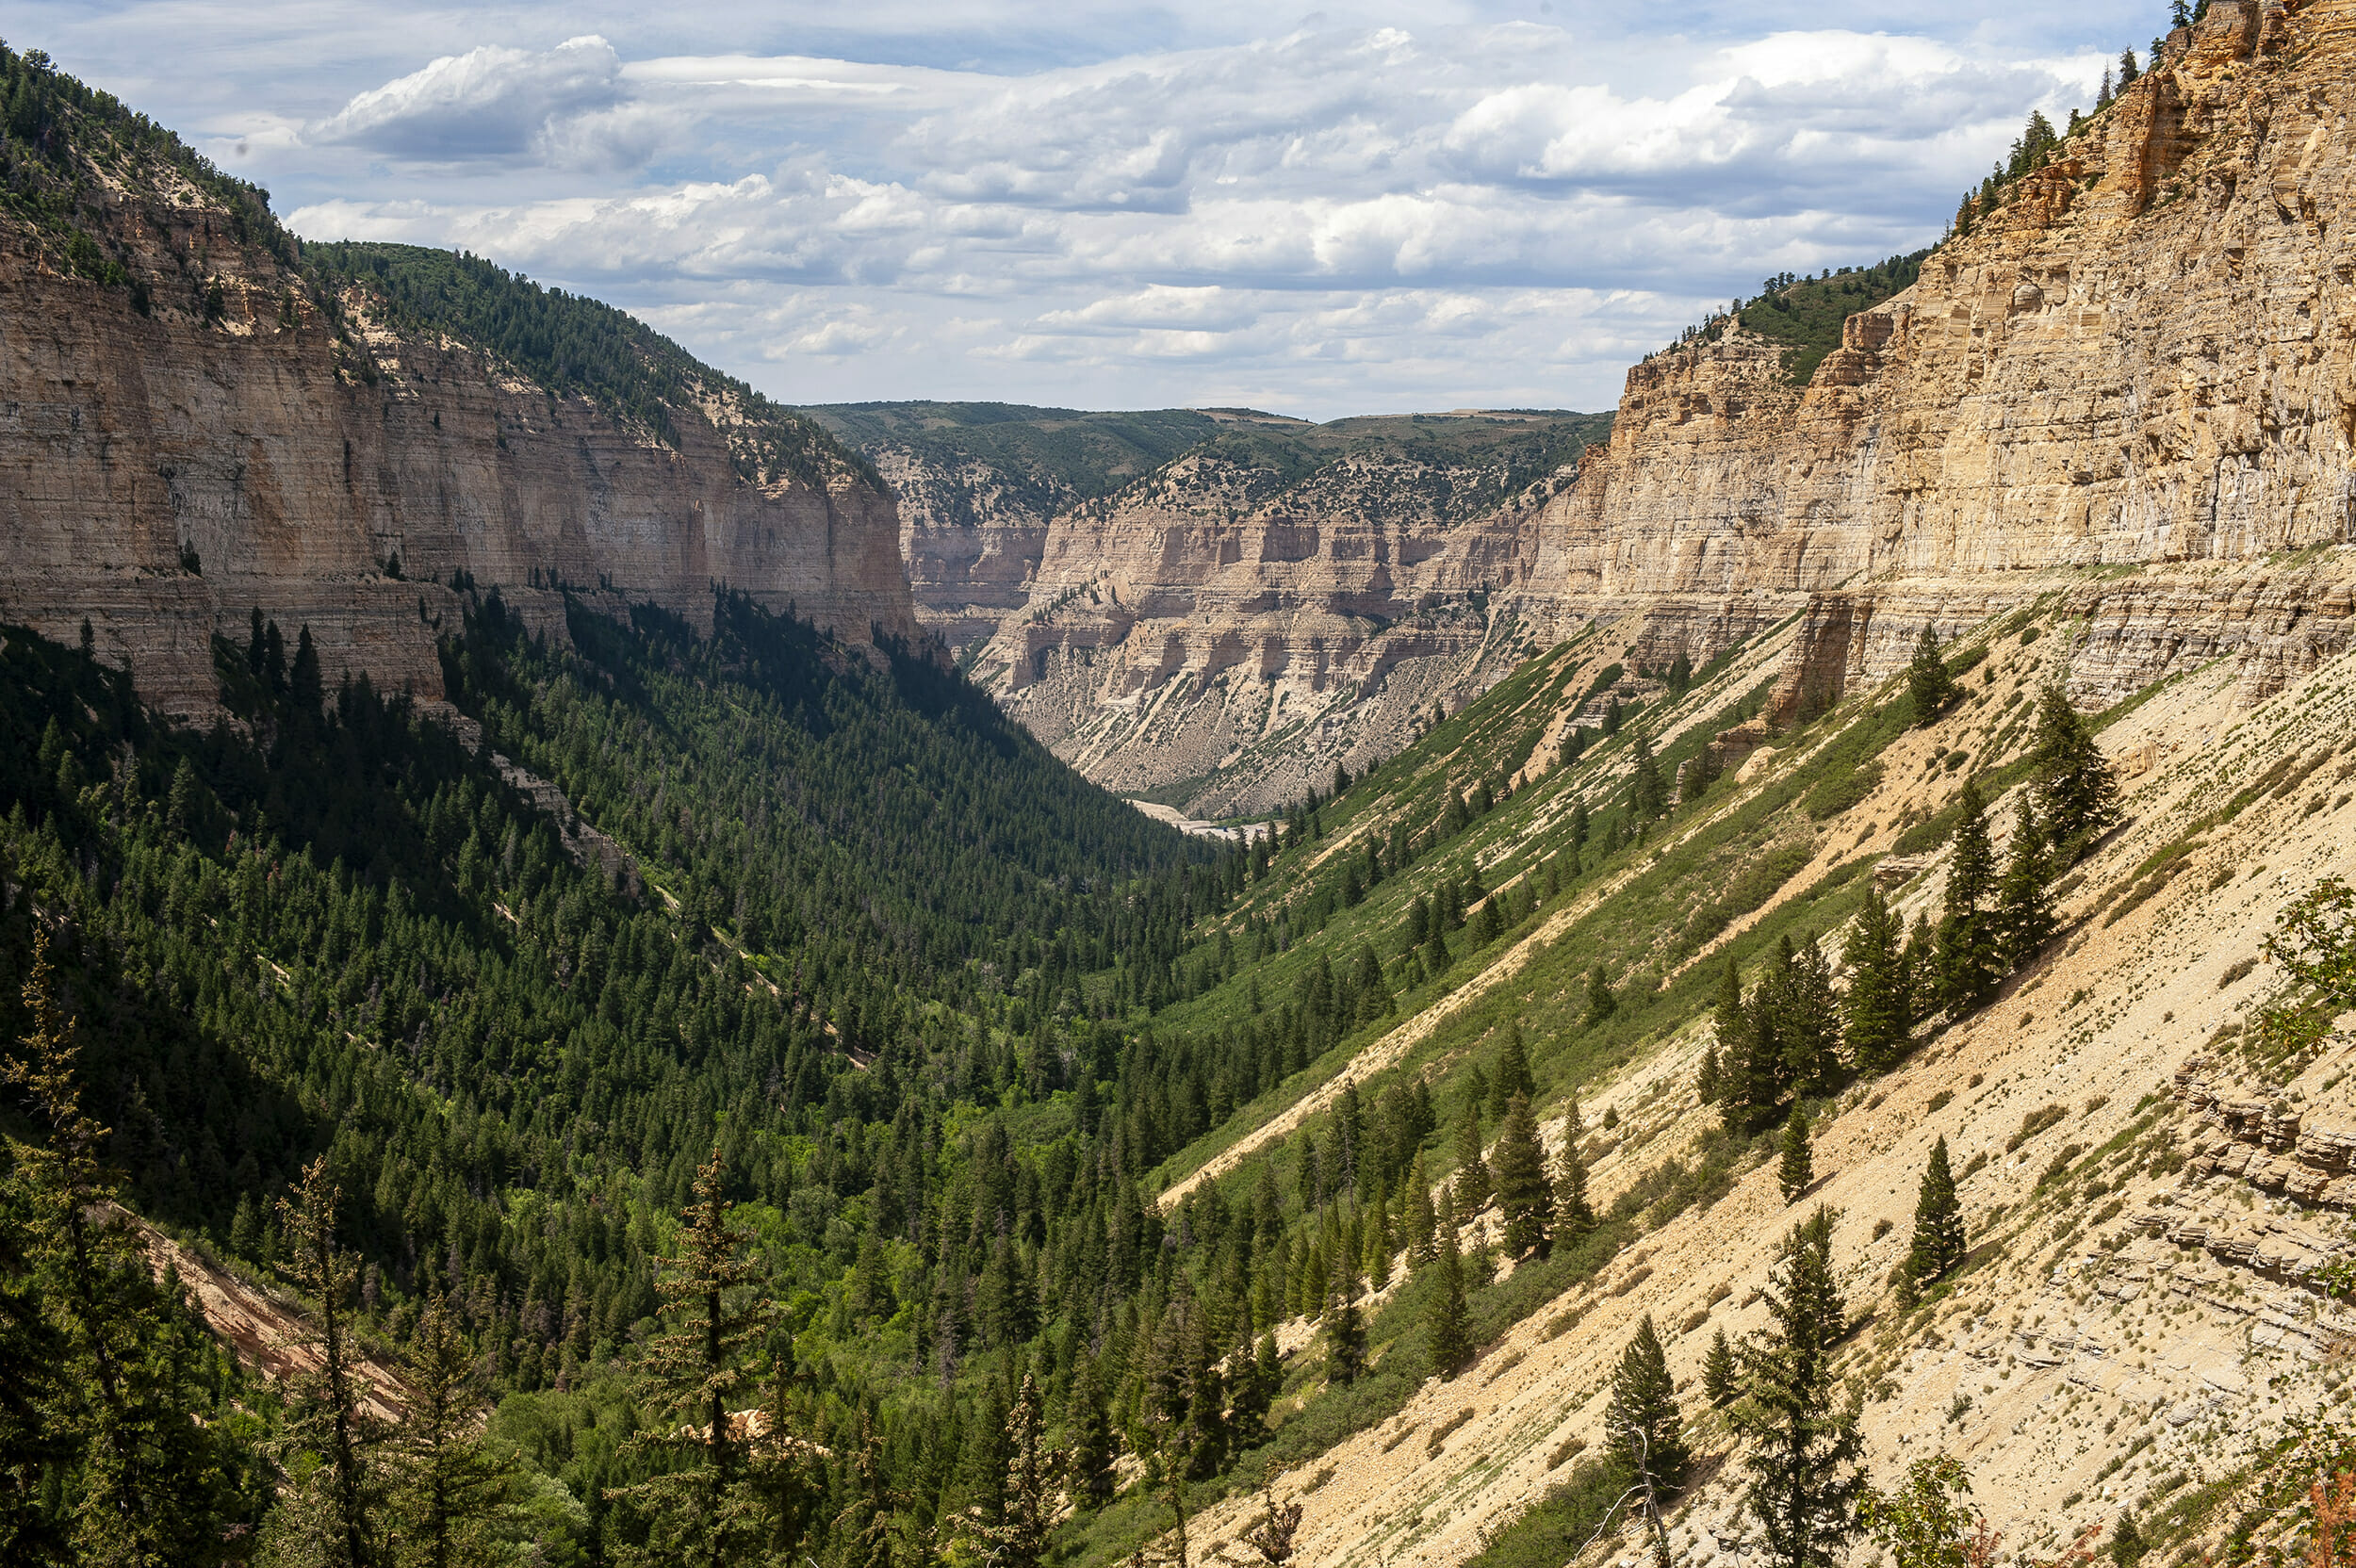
<box><xmin>0</xmin><ymin>157</ymin><xmax>913</xmax><ymax>718</ymax></box>
<box><xmin>1529</xmin><ymin>0</ymin><xmax>2356</xmax><ymax>710</ymax></box>
<box><xmin>963</xmin><ymin>412</ymin><xmax>1607</xmax><ymax>815</ymax></box>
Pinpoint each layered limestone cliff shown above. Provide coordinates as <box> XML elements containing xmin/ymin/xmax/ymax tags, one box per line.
<box><xmin>964</xmin><ymin>412</ymin><xmax>1605</xmax><ymax>816</ymax></box>
<box><xmin>0</xmin><ymin>130</ymin><xmax>914</xmax><ymax>717</ymax></box>
<box><xmin>1530</xmin><ymin>0</ymin><xmax>2356</xmax><ymax>713</ymax></box>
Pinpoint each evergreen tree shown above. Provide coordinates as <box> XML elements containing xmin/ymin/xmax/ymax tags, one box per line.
<box><xmin>2029</xmin><ymin>685</ymin><xmax>2120</xmax><ymax>865</ymax></box>
<box><xmin>1583</xmin><ymin>966</ymin><xmax>1617</xmax><ymax>1029</ymax></box>
<box><xmin>1703</xmin><ymin>1329</ymin><xmax>1740</xmax><ymax>1406</ymax></box>
<box><xmin>613</xmin><ymin>1149</ymin><xmax>770</xmax><ymax>1568</ymax></box>
<box><xmin>834</xmin><ymin>1413</ymin><xmax>904</xmax><ymax>1568</ymax></box>
<box><xmin>1403</xmin><ymin>1153</ymin><xmax>1438</xmax><ymax>1266</ymax></box>
<box><xmin>274</xmin><ymin>1155</ymin><xmax>382</xmax><ymax>1568</ymax></box>
<box><xmin>1735</xmin><ymin>959</ymin><xmax>1790</xmax><ymax>1131</ymax></box>
<box><xmin>1552</xmin><ymin>1102</ymin><xmax>1595</xmax><ymax>1240</ymax></box>
<box><xmin>1902</xmin><ymin>913</ymin><xmax>1937</xmax><ymax>1026</ymax></box>
<box><xmin>1992</xmin><ymin>796</ymin><xmax>2053</xmax><ymax>972</ymax></box>
<box><xmin>977</xmin><ymin>1372</ymin><xmax>1053</xmax><ymax>1568</ymax></box>
<box><xmin>1426</xmin><ymin>1195</ymin><xmax>1474</xmax><ymax>1380</ymax></box>
<box><xmin>1605</xmin><ymin>1315</ymin><xmax>1691</xmax><ymax>1494</ymax></box>
<box><xmin>2119</xmin><ymin>46</ymin><xmax>2139</xmax><ymax>86</ymax></box>
<box><xmin>1934</xmin><ymin>778</ymin><xmax>2000</xmax><ymax>1013</ymax></box>
<box><xmin>1737</xmin><ymin>1209</ymin><xmax>1865</xmax><ymax>1568</ymax></box>
<box><xmin>1451</xmin><ymin>1099</ymin><xmax>1490</xmax><ymax>1215</ymax></box>
<box><xmin>1843</xmin><ymin>887</ymin><xmax>1910</xmax><ymax>1073</ymax></box>
<box><xmin>1492</xmin><ymin>1093</ymin><xmax>1552</xmax><ymax>1259</ymax></box>
<box><xmin>391</xmin><ymin>1291</ymin><xmax>512</xmax><ymax>1568</ymax></box>
<box><xmin>1630</xmin><ymin>732</ymin><xmax>1668</xmax><ymax>820</ymax></box>
<box><xmin>1064</xmin><ymin>1354</ymin><xmax>1117</xmax><ymax>1508</ymax></box>
<box><xmin>1906</xmin><ymin>626</ymin><xmax>1959</xmax><ymax>728</ymax></box>
<box><xmin>1488</xmin><ymin>1023</ymin><xmax>1535</xmax><ymax>1122</ymax></box>
<box><xmin>1906</xmin><ymin>1137</ymin><xmax>1967</xmax><ymax>1288</ymax></box>
<box><xmin>1775</xmin><ymin>935</ymin><xmax>1841</xmax><ymax>1095</ymax></box>
<box><xmin>1778</xmin><ymin>1105</ymin><xmax>1815</xmax><ymax>1203</ymax></box>
<box><xmin>1323</xmin><ymin>1250</ymin><xmax>1366</xmax><ymax>1387</ymax></box>
<box><xmin>1696</xmin><ymin>1040</ymin><xmax>1724</xmax><ymax>1104</ymax></box>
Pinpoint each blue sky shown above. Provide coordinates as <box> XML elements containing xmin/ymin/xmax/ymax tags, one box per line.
<box><xmin>17</xmin><ymin>3</ymin><xmax>2164</xmax><ymax>418</ymax></box>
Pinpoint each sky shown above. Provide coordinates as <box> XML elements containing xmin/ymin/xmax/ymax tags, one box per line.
<box><xmin>14</xmin><ymin>3</ymin><xmax>2162</xmax><ymax>419</ymax></box>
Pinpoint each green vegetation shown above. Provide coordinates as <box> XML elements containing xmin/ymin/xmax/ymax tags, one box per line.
<box><xmin>1735</xmin><ymin>252</ymin><xmax>1929</xmax><ymax>385</ymax></box>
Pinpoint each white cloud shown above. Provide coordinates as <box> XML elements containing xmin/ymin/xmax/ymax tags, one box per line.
<box><xmin>310</xmin><ymin>35</ymin><xmax>653</xmax><ymax>166</ymax></box>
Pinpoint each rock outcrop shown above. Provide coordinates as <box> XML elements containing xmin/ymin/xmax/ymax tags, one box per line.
<box><xmin>0</xmin><ymin>129</ymin><xmax>914</xmax><ymax>717</ymax></box>
<box><xmin>1527</xmin><ymin>0</ymin><xmax>2356</xmax><ymax>711</ymax></box>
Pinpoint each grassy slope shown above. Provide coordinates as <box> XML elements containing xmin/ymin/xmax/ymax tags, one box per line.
<box><xmin>1735</xmin><ymin>251</ymin><xmax>1929</xmax><ymax>386</ymax></box>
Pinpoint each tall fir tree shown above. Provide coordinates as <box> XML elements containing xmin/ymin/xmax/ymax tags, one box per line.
<box><xmin>1843</xmin><ymin>887</ymin><xmax>1911</xmax><ymax>1073</ymax></box>
<box><xmin>2030</xmin><ymin>684</ymin><xmax>2120</xmax><ymax>865</ymax></box>
<box><xmin>391</xmin><ymin>1291</ymin><xmax>512</xmax><ymax>1568</ymax></box>
<box><xmin>1403</xmin><ymin>1152</ymin><xmax>1438</xmax><ymax>1267</ymax></box>
<box><xmin>1906</xmin><ymin>1136</ymin><xmax>1967</xmax><ymax>1287</ymax></box>
<box><xmin>1630</xmin><ymin>732</ymin><xmax>1668</xmax><ymax>820</ymax></box>
<box><xmin>1738</xmin><ymin>1209</ymin><xmax>1866</xmax><ymax>1568</ymax></box>
<box><xmin>1906</xmin><ymin>626</ymin><xmax>1960</xmax><ymax>727</ymax></box>
<box><xmin>1778</xmin><ymin>1105</ymin><xmax>1815</xmax><ymax>1203</ymax></box>
<box><xmin>1323</xmin><ymin>1249</ymin><xmax>1366</xmax><ymax>1387</ymax></box>
<box><xmin>1584</xmin><ymin>965</ymin><xmax>1618</xmax><ymax>1029</ymax></box>
<box><xmin>1488</xmin><ymin>1023</ymin><xmax>1535</xmax><ymax>1123</ymax></box>
<box><xmin>833</xmin><ymin>1413</ymin><xmax>904</xmax><ymax>1568</ymax></box>
<box><xmin>1935</xmin><ymin>778</ymin><xmax>2001</xmax><ymax>1013</ymax></box>
<box><xmin>1775</xmin><ymin>935</ymin><xmax>1842</xmax><ymax>1094</ymax></box>
<box><xmin>1491</xmin><ymin>1093</ymin><xmax>1553</xmax><ymax>1259</ymax></box>
<box><xmin>1451</xmin><ymin>1099</ymin><xmax>1491</xmax><ymax>1215</ymax></box>
<box><xmin>272</xmin><ymin>1155</ymin><xmax>383</xmax><ymax>1568</ymax></box>
<box><xmin>978</xmin><ymin>1372</ymin><xmax>1053</xmax><ymax>1568</ymax></box>
<box><xmin>1992</xmin><ymin>796</ymin><xmax>2054</xmax><ymax>972</ymax></box>
<box><xmin>1605</xmin><ymin>1315</ymin><xmax>1691</xmax><ymax>1494</ymax></box>
<box><xmin>1426</xmin><ymin>1194</ymin><xmax>1474</xmax><ymax>1380</ymax></box>
<box><xmin>613</xmin><ymin>1149</ymin><xmax>771</xmax><ymax>1568</ymax></box>
<box><xmin>1703</xmin><ymin>1329</ymin><xmax>1740</xmax><ymax>1406</ymax></box>
<box><xmin>1552</xmin><ymin>1102</ymin><xmax>1596</xmax><ymax>1241</ymax></box>
<box><xmin>1065</xmin><ymin>1353</ymin><xmax>1118</xmax><ymax>1508</ymax></box>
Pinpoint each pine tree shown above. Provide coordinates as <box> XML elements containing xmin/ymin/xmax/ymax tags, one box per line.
<box><xmin>1488</xmin><ymin>1023</ymin><xmax>1535</xmax><ymax>1122</ymax></box>
<box><xmin>1584</xmin><ymin>966</ymin><xmax>1617</xmax><ymax>1029</ymax></box>
<box><xmin>1992</xmin><ymin>796</ymin><xmax>2053</xmax><ymax>972</ymax></box>
<box><xmin>2030</xmin><ymin>685</ymin><xmax>2120</xmax><ymax>865</ymax></box>
<box><xmin>1738</xmin><ymin>1209</ymin><xmax>1865</xmax><ymax>1568</ymax></box>
<box><xmin>1906</xmin><ymin>626</ymin><xmax>1959</xmax><ymax>728</ymax></box>
<box><xmin>276</xmin><ymin>1154</ymin><xmax>382</xmax><ymax>1568</ymax></box>
<box><xmin>1935</xmin><ymin>778</ymin><xmax>2000</xmax><ymax>1013</ymax></box>
<box><xmin>1403</xmin><ymin>1153</ymin><xmax>1438</xmax><ymax>1266</ymax></box>
<box><xmin>1906</xmin><ymin>1137</ymin><xmax>1967</xmax><ymax>1287</ymax></box>
<box><xmin>1703</xmin><ymin>1329</ymin><xmax>1740</xmax><ymax>1405</ymax></box>
<box><xmin>1778</xmin><ymin>1105</ymin><xmax>1815</xmax><ymax>1203</ymax></box>
<box><xmin>1553</xmin><ymin>1101</ymin><xmax>1596</xmax><ymax>1240</ymax></box>
<box><xmin>1323</xmin><ymin>1250</ymin><xmax>1366</xmax><ymax>1387</ymax></box>
<box><xmin>1065</xmin><ymin>1353</ymin><xmax>1117</xmax><ymax>1507</ymax></box>
<box><xmin>2119</xmin><ymin>46</ymin><xmax>2140</xmax><ymax>86</ymax></box>
<box><xmin>978</xmin><ymin>1372</ymin><xmax>1053</xmax><ymax>1568</ymax></box>
<box><xmin>1426</xmin><ymin>1194</ymin><xmax>1474</xmax><ymax>1380</ymax></box>
<box><xmin>1776</xmin><ymin>935</ymin><xmax>1841</xmax><ymax>1095</ymax></box>
<box><xmin>1606</xmin><ymin>1315</ymin><xmax>1691</xmax><ymax>1494</ymax></box>
<box><xmin>1843</xmin><ymin>887</ymin><xmax>1910</xmax><ymax>1073</ymax></box>
<box><xmin>834</xmin><ymin>1413</ymin><xmax>904</xmax><ymax>1568</ymax></box>
<box><xmin>1630</xmin><ymin>732</ymin><xmax>1667</xmax><ymax>820</ymax></box>
<box><xmin>1451</xmin><ymin>1099</ymin><xmax>1490</xmax><ymax>1214</ymax></box>
<box><xmin>613</xmin><ymin>1149</ymin><xmax>771</xmax><ymax>1568</ymax></box>
<box><xmin>1492</xmin><ymin>1093</ymin><xmax>1552</xmax><ymax>1259</ymax></box>
<box><xmin>392</xmin><ymin>1291</ymin><xmax>512</xmax><ymax>1568</ymax></box>
<box><xmin>1736</xmin><ymin>959</ymin><xmax>1789</xmax><ymax>1131</ymax></box>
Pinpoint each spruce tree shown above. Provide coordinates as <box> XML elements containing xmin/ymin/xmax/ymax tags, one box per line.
<box><xmin>1906</xmin><ymin>626</ymin><xmax>1959</xmax><ymax>727</ymax></box>
<box><xmin>1426</xmin><ymin>1195</ymin><xmax>1474</xmax><ymax>1380</ymax></box>
<box><xmin>1778</xmin><ymin>1104</ymin><xmax>1815</xmax><ymax>1203</ymax></box>
<box><xmin>1696</xmin><ymin>1040</ymin><xmax>1724</xmax><ymax>1104</ymax></box>
<box><xmin>1492</xmin><ymin>1093</ymin><xmax>1553</xmax><ymax>1259</ymax></box>
<box><xmin>1403</xmin><ymin>1153</ymin><xmax>1438</xmax><ymax>1267</ymax></box>
<box><xmin>834</xmin><ymin>1413</ymin><xmax>904</xmax><ymax>1568</ymax></box>
<box><xmin>1703</xmin><ymin>1329</ymin><xmax>1740</xmax><ymax>1405</ymax></box>
<box><xmin>613</xmin><ymin>1148</ymin><xmax>771</xmax><ymax>1568</ymax></box>
<box><xmin>1906</xmin><ymin>1136</ymin><xmax>1967</xmax><ymax>1287</ymax></box>
<box><xmin>1992</xmin><ymin>796</ymin><xmax>2054</xmax><ymax>972</ymax></box>
<box><xmin>1606</xmin><ymin>1315</ymin><xmax>1691</xmax><ymax>1493</ymax></box>
<box><xmin>979</xmin><ymin>1372</ymin><xmax>1053</xmax><ymax>1568</ymax></box>
<box><xmin>1584</xmin><ymin>966</ymin><xmax>1617</xmax><ymax>1029</ymax></box>
<box><xmin>275</xmin><ymin>1155</ymin><xmax>382</xmax><ymax>1568</ymax></box>
<box><xmin>1552</xmin><ymin>1103</ymin><xmax>1596</xmax><ymax>1240</ymax></box>
<box><xmin>1935</xmin><ymin>778</ymin><xmax>2000</xmax><ymax>1013</ymax></box>
<box><xmin>1776</xmin><ymin>935</ymin><xmax>1841</xmax><ymax>1094</ymax></box>
<box><xmin>1843</xmin><ymin>887</ymin><xmax>1910</xmax><ymax>1073</ymax></box>
<box><xmin>1451</xmin><ymin>1099</ymin><xmax>1490</xmax><ymax>1215</ymax></box>
<box><xmin>392</xmin><ymin>1290</ymin><xmax>512</xmax><ymax>1568</ymax></box>
<box><xmin>1323</xmin><ymin>1250</ymin><xmax>1366</xmax><ymax>1387</ymax></box>
<box><xmin>1065</xmin><ymin>1353</ymin><xmax>1117</xmax><ymax>1507</ymax></box>
<box><xmin>2030</xmin><ymin>685</ymin><xmax>2120</xmax><ymax>865</ymax></box>
<box><xmin>1488</xmin><ymin>1023</ymin><xmax>1535</xmax><ymax>1122</ymax></box>
<box><xmin>1630</xmin><ymin>732</ymin><xmax>1668</xmax><ymax>820</ymax></box>
<box><xmin>1738</xmin><ymin>1209</ymin><xmax>1865</xmax><ymax>1568</ymax></box>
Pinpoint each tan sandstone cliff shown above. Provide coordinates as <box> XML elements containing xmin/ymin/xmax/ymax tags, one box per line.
<box><xmin>1531</xmin><ymin>0</ymin><xmax>2356</xmax><ymax>712</ymax></box>
<box><xmin>0</xmin><ymin>140</ymin><xmax>915</xmax><ymax>717</ymax></box>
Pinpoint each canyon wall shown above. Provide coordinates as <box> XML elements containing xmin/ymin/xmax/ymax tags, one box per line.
<box><xmin>0</xmin><ymin>163</ymin><xmax>914</xmax><ymax>717</ymax></box>
<box><xmin>1532</xmin><ymin>0</ymin><xmax>2356</xmax><ymax>710</ymax></box>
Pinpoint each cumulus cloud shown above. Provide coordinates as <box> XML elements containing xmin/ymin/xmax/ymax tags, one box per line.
<box><xmin>271</xmin><ymin>11</ymin><xmax>2108</xmax><ymax>413</ymax></box>
<box><xmin>310</xmin><ymin>35</ymin><xmax>660</xmax><ymax>167</ymax></box>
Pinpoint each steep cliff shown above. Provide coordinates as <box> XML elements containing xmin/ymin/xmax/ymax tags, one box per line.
<box><xmin>805</xmin><ymin>400</ymin><xmax>1220</xmax><ymax>651</ymax></box>
<box><xmin>962</xmin><ymin>410</ymin><xmax>1610</xmax><ymax>815</ymax></box>
<box><xmin>1530</xmin><ymin>0</ymin><xmax>2356</xmax><ymax>711</ymax></box>
<box><xmin>0</xmin><ymin>52</ymin><xmax>915</xmax><ymax>717</ymax></box>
